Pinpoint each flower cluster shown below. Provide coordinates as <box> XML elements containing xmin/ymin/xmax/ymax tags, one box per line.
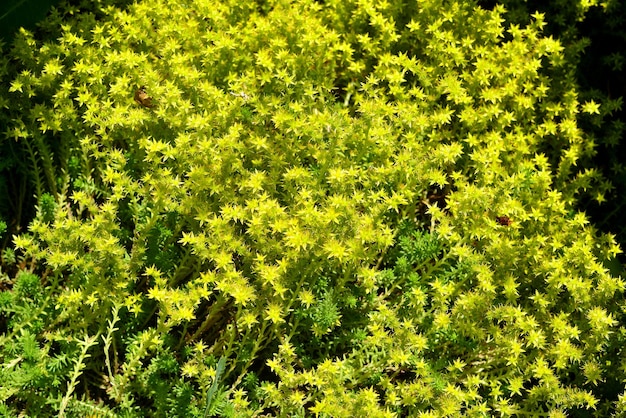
<box><xmin>0</xmin><ymin>0</ymin><xmax>624</xmax><ymax>416</ymax></box>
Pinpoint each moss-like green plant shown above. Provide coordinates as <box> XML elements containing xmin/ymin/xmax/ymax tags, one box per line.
<box><xmin>0</xmin><ymin>0</ymin><xmax>624</xmax><ymax>416</ymax></box>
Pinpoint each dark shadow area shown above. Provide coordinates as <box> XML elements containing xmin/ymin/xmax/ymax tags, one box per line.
<box><xmin>0</xmin><ymin>0</ymin><xmax>64</xmax><ymax>41</ymax></box>
<box><xmin>574</xmin><ymin>3</ymin><xmax>626</xmax><ymax>264</ymax></box>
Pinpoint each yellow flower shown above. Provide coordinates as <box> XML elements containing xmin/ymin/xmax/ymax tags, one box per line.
<box><xmin>265</xmin><ymin>304</ymin><xmax>285</xmax><ymax>324</ymax></box>
<box><xmin>240</xmin><ymin>311</ymin><xmax>258</xmax><ymax>329</ymax></box>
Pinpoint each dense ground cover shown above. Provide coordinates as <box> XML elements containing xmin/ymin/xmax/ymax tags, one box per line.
<box><xmin>479</xmin><ymin>0</ymin><xmax>626</xmax><ymax>273</ymax></box>
<box><xmin>0</xmin><ymin>0</ymin><xmax>625</xmax><ymax>416</ymax></box>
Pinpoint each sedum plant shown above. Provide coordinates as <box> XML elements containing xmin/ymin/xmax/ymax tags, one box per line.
<box><xmin>0</xmin><ymin>0</ymin><xmax>624</xmax><ymax>416</ymax></box>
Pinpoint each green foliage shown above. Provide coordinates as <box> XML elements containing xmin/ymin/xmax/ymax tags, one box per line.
<box><xmin>36</xmin><ymin>192</ymin><xmax>57</xmax><ymax>224</ymax></box>
<box><xmin>0</xmin><ymin>0</ymin><xmax>624</xmax><ymax>416</ymax></box>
